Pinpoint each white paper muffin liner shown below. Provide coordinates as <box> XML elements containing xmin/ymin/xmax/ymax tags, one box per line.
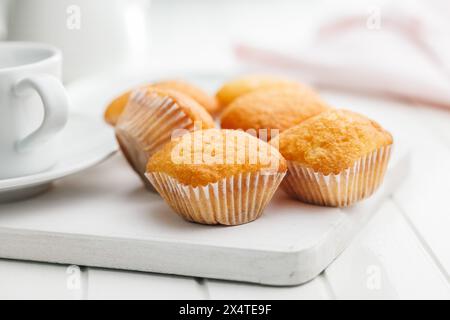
<box><xmin>115</xmin><ymin>89</ymin><xmax>195</xmax><ymax>190</ymax></box>
<box><xmin>282</xmin><ymin>145</ymin><xmax>392</xmax><ymax>207</ymax></box>
<box><xmin>146</xmin><ymin>171</ymin><xmax>286</xmax><ymax>225</ymax></box>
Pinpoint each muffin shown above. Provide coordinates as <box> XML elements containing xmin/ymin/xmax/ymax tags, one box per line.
<box><xmin>105</xmin><ymin>80</ymin><xmax>218</xmax><ymax>126</ymax></box>
<box><xmin>155</xmin><ymin>80</ymin><xmax>219</xmax><ymax>115</ymax></box>
<box><xmin>221</xmin><ymin>87</ymin><xmax>329</xmax><ymax>140</ymax></box>
<box><xmin>275</xmin><ymin>109</ymin><xmax>393</xmax><ymax>207</ymax></box>
<box><xmin>216</xmin><ymin>74</ymin><xmax>308</xmax><ymax>108</ymax></box>
<box><xmin>146</xmin><ymin>129</ymin><xmax>287</xmax><ymax>225</ymax></box>
<box><xmin>104</xmin><ymin>90</ymin><xmax>131</xmax><ymax>126</ymax></box>
<box><xmin>115</xmin><ymin>87</ymin><xmax>215</xmax><ymax>189</ymax></box>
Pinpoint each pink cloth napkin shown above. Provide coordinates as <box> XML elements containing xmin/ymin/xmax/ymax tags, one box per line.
<box><xmin>235</xmin><ymin>1</ymin><xmax>450</xmax><ymax>110</ymax></box>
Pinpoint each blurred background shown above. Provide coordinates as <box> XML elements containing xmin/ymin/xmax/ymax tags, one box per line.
<box><xmin>3</xmin><ymin>0</ymin><xmax>329</xmax><ymax>72</ymax></box>
<box><xmin>2</xmin><ymin>0</ymin><xmax>449</xmax><ymax>110</ymax></box>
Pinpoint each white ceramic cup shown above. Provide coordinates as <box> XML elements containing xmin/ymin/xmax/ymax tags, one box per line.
<box><xmin>0</xmin><ymin>42</ymin><xmax>69</xmax><ymax>179</ymax></box>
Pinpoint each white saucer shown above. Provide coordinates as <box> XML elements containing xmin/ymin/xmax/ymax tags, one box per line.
<box><xmin>0</xmin><ymin>113</ymin><xmax>117</xmax><ymax>202</ymax></box>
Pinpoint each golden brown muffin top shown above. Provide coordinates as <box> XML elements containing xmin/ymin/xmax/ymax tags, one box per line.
<box><xmin>220</xmin><ymin>87</ymin><xmax>329</xmax><ymax>140</ymax></box>
<box><xmin>105</xmin><ymin>80</ymin><xmax>218</xmax><ymax>126</ymax></box>
<box><xmin>147</xmin><ymin>129</ymin><xmax>287</xmax><ymax>187</ymax></box>
<box><xmin>104</xmin><ymin>90</ymin><xmax>131</xmax><ymax>126</ymax></box>
<box><xmin>154</xmin><ymin>80</ymin><xmax>220</xmax><ymax>114</ymax></box>
<box><xmin>275</xmin><ymin>109</ymin><xmax>393</xmax><ymax>175</ymax></box>
<box><xmin>216</xmin><ymin>74</ymin><xmax>307</xmax><ymax>108</ymax></box>
<box><xmin>137</xmin><ymin>87</ymin><xmax>216</xmax><ymax>129</ymax></box>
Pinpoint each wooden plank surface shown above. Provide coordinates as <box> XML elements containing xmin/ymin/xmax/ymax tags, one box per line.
<box><xmin>391</xmin><ymin>105</ymin><xmax>450</xmax><ymax>281</ymax></box>
<box><xmin>206</xmin><ymin>276</ymin><xmax>332</xmax><ymax>300</ymax></box>
<box><xmin>0</xmin><ymin>259</ymin><xmax>84</xmax><ymax>300</ymax></box>
<box><xmin>324</xmin><ymin>200</ymin><xmax>450</xmax><ymax>300</ymax></box>
<box><xmin>1</xmin><ymin>92</ymin><xmax>448</xmax><ymax>299</ymax></box>
<box><xmin>86</xmin><ymin>268</ymin><xmax>206</xmax><ymax>300</ymax></box>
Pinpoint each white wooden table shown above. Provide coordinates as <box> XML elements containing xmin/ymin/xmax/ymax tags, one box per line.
<box><xmin>1</xmin><ymin>0</ymin><xmax>449</xmax><ymax>300</ymax></box>
<box><xmin>1</xmin><ymin>89</ymin><xmax>449</xmax><ymax>300</ymax></box>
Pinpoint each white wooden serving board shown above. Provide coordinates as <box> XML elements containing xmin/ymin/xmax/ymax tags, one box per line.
<box><xmin>0</xmin><ymin>146</ymin><xmax>409</xmax><ymax>286</ymax></box>
<box><xmin>0</xmin><ymin>72</ymin><xmax>411</xmax><ymax>286</ymax></box>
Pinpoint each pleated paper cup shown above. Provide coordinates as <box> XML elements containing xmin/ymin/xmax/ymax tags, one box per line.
<box><xmin>282</xmin><ymin>145</ymin><xmax>392</xmax><ymax>207</ymax></box>
<box><xmin>115</xmin><ymin>89</ymin><xmax>195</xmax><ymax>190</ymax></box>
<box><xmin>146</xmin><ymin>171</ymin><xmax>286</xmax><ymax>226</ymax></box>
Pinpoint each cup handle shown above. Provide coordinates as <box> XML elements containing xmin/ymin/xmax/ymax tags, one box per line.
<box><xmin>14</xmin><ymin>74</ymin><xmax>69</xmax><ymax>152</ymax></box>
